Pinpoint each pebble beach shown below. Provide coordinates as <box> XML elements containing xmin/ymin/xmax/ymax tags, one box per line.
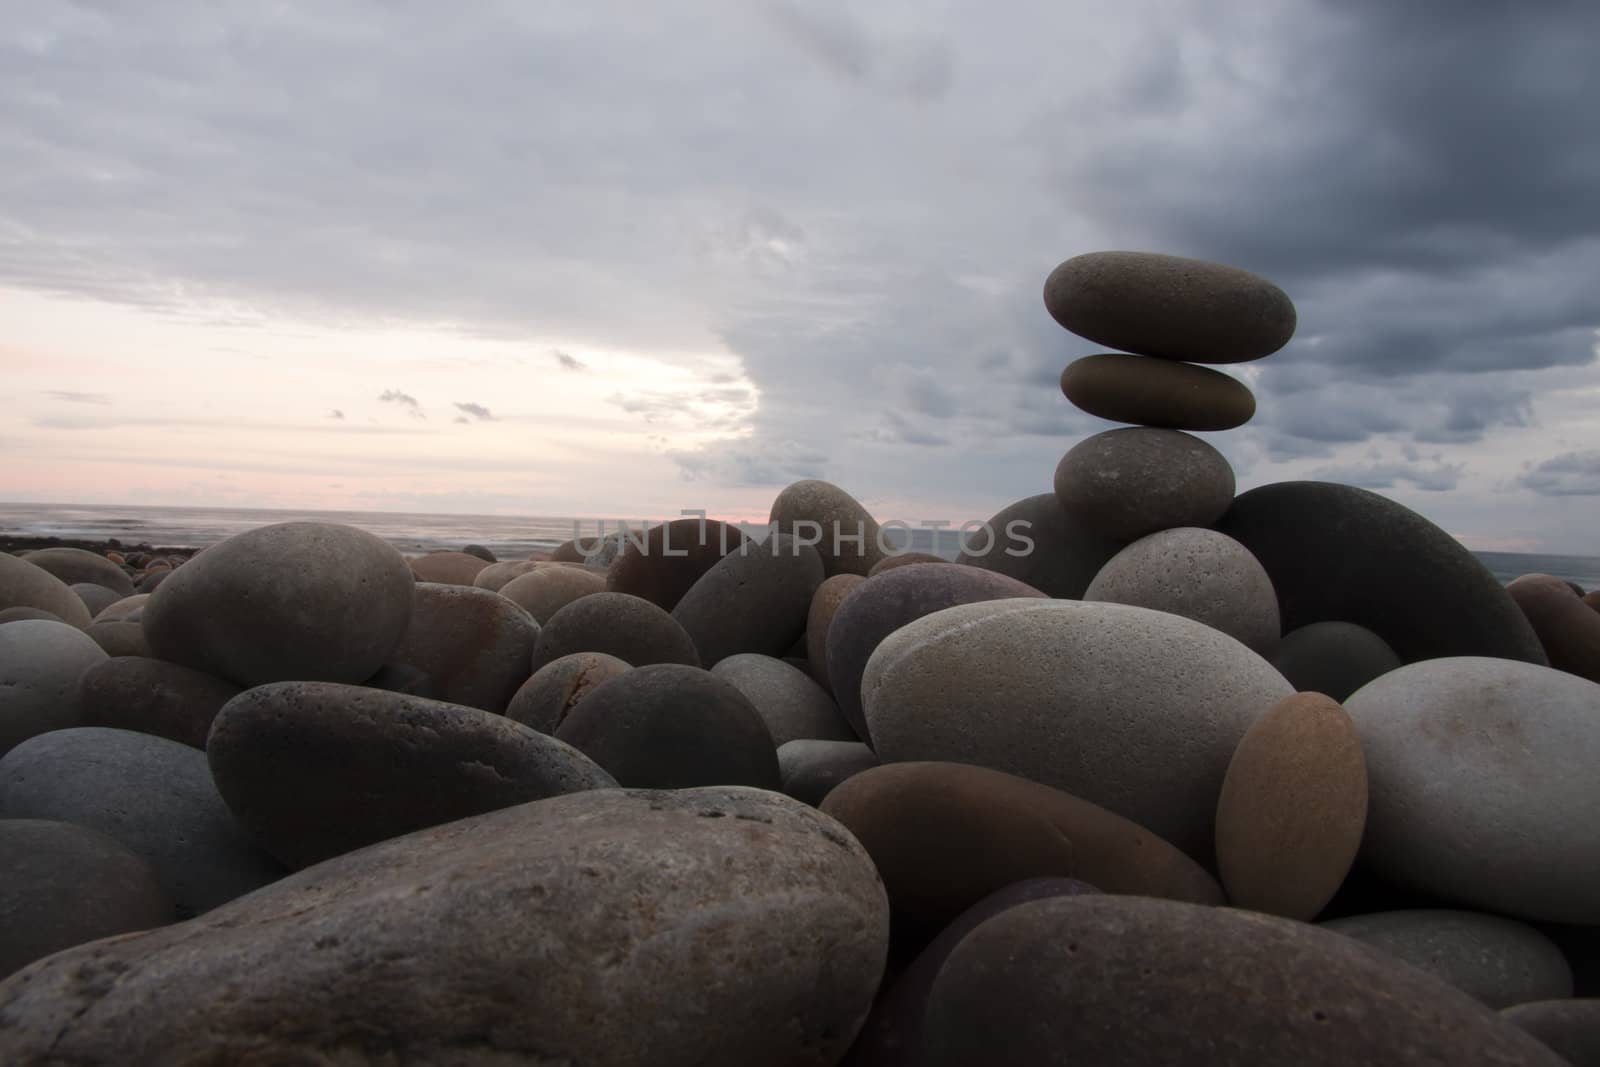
<box><xmin>0</xmin><ymin>250</ymin><xmax>1597</xmax><ymax>1064</ymax></box>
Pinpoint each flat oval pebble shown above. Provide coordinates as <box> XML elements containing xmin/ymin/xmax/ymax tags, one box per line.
<box><xmin>777</xmin><ymin>739</ymin><xmax>881</xmax><ymax>807</ymax></box>
<box><xmin>1061</xmin><ymin>352</ymin><xmax>1257</xmax><ymax>429</ymax></box>
<box><xmin>923</xmin><ymin>895</ymin><xmax>1563</xmax><ymax>1066</ymax></box>
<box><xmin>407</xmin><ymin>550</ymin><xmax>490</xmax><ymax>586</ymax></box>
<box><xmin>506</xmin><ymin>651</ymin><xmax>632</xmax><ymax>734</ymax></box>
<box><xmin>1055</xmin><ymin>427</ymin><xmax>1236</xmax><ymax>542</ymax></box>
<box><xmin>828</xmin><ymin>563</ymin><xmax>1047</xmax><ymax>742</ymax></box>
<box><xmin>769</xmin><ymin>479</ymin><xmax>887</xmax><ymax>578</ymax></box>
<box><xmin>499</xmin><ymin>564</ymin><xmax>607</xmax><ymax>624</ymax></box>
<box><xmin>68</xmin><ymin>582</ymin><xmax>124</xmax><ymax>619</ymax></box>
<box><xmin>711</xmin><ymin>654</ymin><xmax>854</xmax><ymax>746</ymax></box>
<box><xmin>142</xmin><ymin>522</ymin><xmax>416</xmax><ymax>687</ymax></box>
<box><xmin>1508</xmin><ymin>573</ymin><xmax>1600</xmax><ymax>682</ymax></box>
<box><xmin>23</xmin><ymin>547</ymin><xmax>136</xmax><ymax>598</ymax></box>
<box><xmin>1215</xmin><ymin>693</ymin><xmax>1368</xmax><ymax>920</ymax></box>
<box><xmin>0</xmin><ymin>553</ymin><xmax>94</xmax><ymax>629</ymax></box>
<box><xmin>822</xmin><ymin>762</ymin><xmax>1221</xmax><ymax>936</ymax></box>
<box><xmin>0</xmin><ymin>620</ymin><xmax>107</xmax><ymax>757</ymax></box>
<box><xmin>863</xmin><ymin>599</ymin><xmax>1293</xmax><ymax>859</ymax></box>
<box><xmin>673</xmin><ymin>534</ymin><xmax>825</xmax><ymax>666</ymax></box>
<box><xmin>0</xmin><ymin>727</ymin><xmax>283</xmax><ymax>916</ymax></box>
<box><xmin>387</xmin><ymin>582</ymin><xmax>538</xmax><ymax>712</ymax></box>
<box><xmin>555</xmin><ymin>663</ymin><xmax>780</xmax><ymax>790</ymax></box>
<box><xmin>208</xmin><ymin>681</ymin><xmax>617</xmax><ymax>869</ymax></box>
<box><xmin>530</xmin><ymin>591</ymin><xmax>701</xmax><ymax>672</ymax></box>
<box><xmin>78</xmin><ymin>656</ymin><xmax>241</xmax><ymax>749</ymax></box>
<box><xmin>1321</xmin><ymin>910</ymin><xmax>1573</xmax><ymax>1010</ymax></box>
<box><xmin>955</xmin><ymin>493</ymin><xmax>1126</xmax><ymax>599</ymax></box>
<box><xmin>605</xmin><ymin>518</ymin><xmax>749</xmax><ymax>610</ymax></box>
<box><xmin>1042</xmin><ymin>250</ymin><xmax>1297</xmax><ymax>363</ymax></box>
<box><xmin>1344</xmin><ymin>657</ymin><xmax>1600</xmax><ymax>924</ymax></box>
<box><xmin>0</xmin><ymin>818</ymin><xmax>173</xmax><ymax>978</ymax></box>
<box><xmin>1269</xmin><ymin>620</ymin><xmax>1402</xmax><ymax>701</ymax></box>
<box><xmin>1502</xmin><ymin>1000</ymin><xmax>1600</xmax><ymax>1067</ymax></box>
<box><xmin>0</xmin><ymin>787</ymin><xmax>888</xmax><ymax>1066</ymax></box>
<box><xmin>1085</xmin><ymin>526</ymin><xmax>1280</xmax><ymax>651</ymax></box>
<box><xmin>1217</xmin><ymin>482</ymin><xmax>1547</xmax><ymax>664</ymax></box>
<box><xmin>807</xmin><ymin>573</ymin><xmax>865</xmax><ymax>693</ymax></box>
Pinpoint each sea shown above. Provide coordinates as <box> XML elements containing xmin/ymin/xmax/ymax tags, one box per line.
<box><xmin>1</xmin><ymin>502</ymin><xmax>1597</xmax><ymax>589</ymax></box>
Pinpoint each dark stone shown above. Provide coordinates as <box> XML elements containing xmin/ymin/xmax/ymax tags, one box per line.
<box><xmin>408</xmin><ymin>550</ymin><xmax>490</xmax><ymax>586</ymax></box>
<box><xmin>868</xmin><ymin>553</ymin><xmax>948</xmax><ymax>577</ymax></box>
<box><xmin>78</xmin><ymin>657</ymin><xmax>241</xmax><ymax>749</ymax></box>
<box><xmin>1055</xmin><ymin>427</ymin><xmax>1236</xmax><ymax>542</ymax></box>
<box><xmin>0</xmin><ymin>607</ymin><xmax>64</xmax><ymax>625</ymax></box>
<box><xmin>1269</xmin><ymin>620</ymin><xmax>1403</xmax><ymax>701</ymax></box>
<box><xmin>778</xmin><ymin>739</ymin><xmax>881</xmax><ymax>806</ymax></box>
<box><xmin>1060</xmin><ymin>352</ymin><xmax>1257</xmax><ymax>430</ymax></box>
<box><xmin>1502</xmin><ymin>1000</ymin><xmax>1600</xmax><ymax>1067</ymax></box>
<box><xmin>1508</xmin><ymin>573</ymin><xmax>1600</xmax><ymax>683</ymax></box>
<box><xmin>1216</xmin><ymin>482</ymin><xmax>1547</xmax><ymax>664</ymax></box>
<box><xmin>136</xmin><ymin>568</ymin><xmax>172</xmax><ymax>594</ymax></box>
<box><xmin>531</xmin><ymin>592</ymin><xmax>701</xmax><ymax>672</ymax></box>
<box><xmin>461</xmin><ymin>543</ymin><xmax>496</xmax><ymax>563</ymax></box>
<box><xmin>360</xmin><ymin>662</ymin><xmax>438</xmax><ymax>699</ymax></box>
<box><xmin>68</xmin><ymin>582</ymin><xmax>124</xmax><ymax>619</ymax></box>
<box><xmin>208</xmin><ymin>682</ymin><xmax>617</xmax><ymax>869</ymax></box>
<box><xmin>672</xmin><ymin>535</ymin><xmax>825</xmax><ymax>667</ymax></box>
<box><xmin>954</xmin><ymin>494</ymin><xmax>1124</xmax><ymax>599</ymax></box>
<box><xmin>0</xmin><ymin>621</ymin><xmax>106</xmax><ymax>757</ymax></box>
<box><xmin>22</xmin><ymin>548</ymin><xmax>136</xmax><ymax>598</ymax></box>
<box><xmin>506</xmin><ymin>651</ymin><xmax>631</xmax><ymax>734</ymax></box>
<box><xmin>0</xmin><ymin>727</ymin><xmax>284</xmax><ymax>917</ymax></box>
<box><xmin>826</xmin><ymin>563</ymin><xmax>1047</xmax><ymax>742</ymax></box>
<box><xmin>605</xmin><ymin>519</ymin><xmax>749</xmax><ymax>611</ymax></box>
<box><xmin>769</xmin><ymin>480</ymin><xmax>887</xmax><ymax>578</ymax></box>
<box><xmin>0</xmin><ymin>553</ymin><xmax>94</xmax><ymax>629</ymax></box>
<box><xmin>85</xmin><ymin>620</ymin><xmax>152</xmax><ymax>658</ymax></box>
<box><xmin>807</xmin><ymin>574</ymin><xmax>866</xmax><ymax>693</ymax></box>
<box><xmin>387</xmin><ymin>583</ymin><xmax>538</xmax><ymax>713</ymax></box>
<box><xmin>555</xmin><ymin>664</ymin><xmax>780</xmax><ymax>790</ymax></box>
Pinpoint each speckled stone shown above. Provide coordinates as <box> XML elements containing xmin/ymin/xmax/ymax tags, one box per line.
<box><xmin>506</xmin><ymin>652</ymin><xmax>632</xmax><ymax>734</ymax></box>
<box><xmin>0</xmin><ymin>553</ymin><xmax>94</xmax><ymax>630</ymax></box>
<box><xmin>711</xmin><ymin>654</ymin><xmax>854</xmax><ymax>746</ymax></box>
<box><xmin>208</xmin><ymin>682</ymin><xmax>617</xmax><ymax>869</ymax></box>
<box><xmin>530</xmin><ymin>592</ymin><xmax>701</xmax><ymax>673</ymax></box>
<box><xmin>78</xmin><ymin>656</ymin><xmax>241</xmax><ymax>749</ymax></box>
<box><xmin>0</xmin><ymin>788</ymin><xmax>889</xmax><ymax>1067</ymax></box>
<box><xmin>408</xmin><ymin>550</ymin><xmax>491</xmax><ymax>586</ymax></box>
<box><xmin>499</xmin><ymin>565</ymin><xmax>607</xmax><ymax>625</ymax></box>
<box><xmin>1215</xmin><ymin>693</ymin><xmax>1367</xmax><ymax>920</ymax></box>
<box><xmin>0</xmin><ymin>819</ymin><xmax>173</xmax><ymax>978</ymax></box>
<box><xmin>769</xmin><ymin>480</ymin><xmax>887</xmax><ymax>578</ymax></box>
<box><xmin>1269</xmin><ymin>621</ymin><xmax>1402</xmax><ymax>702</ymax></box>
<box><xmin>142</xmin><ymin>522</ymin><xmax>416</xmax><ymax>688</ymax></box>
<box><xmin>1322</xmin><ymin>910</ymin><xmax>1572</xmax><ymax>1011</ymax></box>
<box><xmin>1216</xmin><ymin>482</ymin><xmax>1547</xmax><ymax>665</ymax></box>
<box><xmin>923</xmin><ymin>895</ymin><xmax>1563</xmax><ymax>1066</ymax></box>
<box><xmin>555</xmin><ymin>664</ymin><xmax>780</xmax><ymax>790</ymax></box>
<box><xmin>22</xmin><ymin>548</ymin><xmax>136</xmax><ymax>599</ymax></box>
<box><xmin>1345</xmin><ymin>657</ymin><xmax>1600</xmax><ymax>923</ymax></box>
<box><xmin>807</xmin><ymin>574</ymin><xmax>866</xmax><ymax>694</ymax></box>
<box><xmin>862</xmin><ymin>599</ymin><xmax>1293</xmax><ymax>860</ymax></box>
<box><xmin>388</xmin><ymin>583</ymin><xmax>539</xmax><ymax>712</ymax></box>
<box><xmin>1061</xmin><ymin>352</ymin><xmax>1257</xmax><ymax>430</ymax></box>
<box><xmin>1508</xmin><ymin>573</ymin><xmax>1600</xmax><ymax>683</ymax></box>
<box><xmin>1085</xmin><ymin>527</ymin><xmax>1280</xmax><ymax>652</ymax></box>
<box><xmin>1042</xmin><ymin>251</ymin><xmax>1298</xmax><ymax>363</ymax></box>
<box><xmin>1055</xmin><ymin>427</ymin><xmax>1236</xmax><ymax>542</ymax></box>
<box><xmin>777</xmin><ymin>739</ymin><xmax>881</xmax><ymax>807</ymax></box>
<box><xmin>605</xmin><ymin>519</ymin><xmax>749</xmax><ymax>611</ymax></box>
<box><xmin>955</xmin><ymin>494</ymin><xmax>1126</xmax><ymax>599</ymax></box>
<box><xmin>673</xmin><ymin>535</ymin><xmax>825</xmax><ymax>667</ymax></box>
<box><xmin>0</xmin><ymin>620</ymin><xmax>107</xmax><ymax>757</ymax></box>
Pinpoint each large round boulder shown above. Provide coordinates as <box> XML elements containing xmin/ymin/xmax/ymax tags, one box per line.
<box><xmin>777</xmin><ymin>739</ymin><xmax>880</xmax><ymax>807</ymax></box>
<box><xmin>407</xmin><ymin>550</ymin><xmax>490</xmax><ymax>586</ymax></box>
<box><xmin>862</xmin><ymin>599</ymin><xmax>1293</xmax><ymax>860</ymax></box>
<box><xmin>0</xmin><ymin>553</ymin><xmax>93</xmax><ymax>630</ymax></box>
<box><xmin>506</xmin><ymin>651</ymin><xmax>632</xmax><ymax>734</ymax></box>
<box><xmin>807</xmin><ymin>573</ymin><xmax>865</xmax><ymax>693</ymax></box>
<box><xmin>1501</xmin><ymin>1000</ymin><xmax>1600</xmax><ymax>1067</ymax></box>
<box><xmin>605</xmin><ymin>518</ymin><xmax>749</xmax><ymax>610</ymax></box>
<box><xmin>499</xmin><ymin>564</ymin><xmax>606</xmax><ymax>624</ymax></box>
<box><xmin>954</xmin><ymin>493</ymin><xmax>1124</xmax><ymax>599</ymax></box>
<box><xmin>0</xmin><ymin>620</ymin><xmax>108</xmax><ymax>757</ymax></box>
<box><xmin>23</xmin><ymin>548</ymin><xmax>136</xmax><ymax>598</ymax></box>
<box><xmin>1268</xmin><ymin>620</ymin><xmax>1402</xmax><ymax>702</ymax></box>
<box><xmin>1055</xmin><ymin>427</ymin><xmax>1236</xmax><ymax>542</ymax></box>
<box><xmin>769</xmin><ymin>480</ymin><xmax>886</xmax><ymax>578</ymax></box>
<box><xmin>530</xmin><ymin>592</ymin><xmax>700</xmax><ymax>672</ymax></box>
<box><xmin>68</xmin><ymin>582</ymin><xmax>124</xmax><ymax>619</ymax></box>
<box><xmin>711</xmin><ymin>654</ymin><xmax>852</xmax><ymax>746</ymax></box>
<box><xmin>141</xmin><ymin>522</ymin><xmax>416</xmax><ymax>687</ymax></box>
<box><xmin>674</xmin><ymin>535</ymin><xmax>825</xmax><ymax>666</ymax></box>
<box><xmin>1508</xmin><ymin>573</ymin><xmax>1600</xmax><ymax>682</ymax></box>
<box><xmin>77</xmin><ymin>656</ymin><xmax>241</xmax><ymax>749</ymax></box>
<box><xmin>387</xmin><ymin>583</ymin><xmax>538</xmax><ymax>712</ymax></box>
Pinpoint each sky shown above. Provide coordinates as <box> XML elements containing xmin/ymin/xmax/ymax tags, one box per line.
<box><xmin>2</xmin><ymin>0</ymin><xmax>1597</xmax><ymax>552</ymax></box>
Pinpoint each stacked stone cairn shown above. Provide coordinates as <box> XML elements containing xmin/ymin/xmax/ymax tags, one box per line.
<box><xmin>0</xmin><ymin>255</ymin><xmax>1595</xmax><ymax>1064</ymax></box>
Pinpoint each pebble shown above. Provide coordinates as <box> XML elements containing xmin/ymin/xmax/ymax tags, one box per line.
<box><xmin>92</xmin><ymin>594</ymin><xmax>147</xmax><ymax>623</ymax></box>
<box><xmin>922</xmin><ymin>895</ymin><xmax>1564</xmax><ymax>1066</ymax></box>
<box><xmin>68</xmin><ymin>582</ymin><xmax>123</xmax><ymax>619</ymax></box>
<box><xmin>1508</xmin><ymin>573</ymin><xmax>1600</xmax><ymax>682</ymax></box>
<box><xmin>135</xmin><ymin>568</ymin><xmax>172</xmax><ymax>593</ymax></box>
<box><xmin>1084</xmin><ymin>526</ymin><xmax>1280</xmax><ymax>651</ymax></box>
<box><xmin>1055</xmin><ymin>427</ymin><xmax>1236</xmax><ymax>541</ymax></box>
<box><xmin>822</xmin><ymin>762</ymin><xmax>1221</xmax><ymax>937</ymax></box>
<box><xmin>1060</xmin><ymin>352</ymin><xmax>1257</xmax><ymax>429</ymax></box>
<box><xmin>1345</xmin><ymin>656</ymin><xmax>1600</xmax><ymax>923</ymax></box>
<box><xmin>1322</xmin><ymin>910</ymin><xmax>1573</xmax><ymax>1010</ymax></box>
<box><xmin>1501</xmin><ymin>1000</ymin><xmax>1600</xmax><ymax>1067</ymax></box>
<box><xmin>673</xmin><ymin>534</ymin><xmax>825</xmax><ymax>667</ymax></box>
<box><xmin>0</xmin><ymin>727</ymin><xmax>283</xmax><ymax>917</ymax></box>
<box><xmin>862</xmin><ymin>598</ymin><xmax>1292</xmax><ymax>860</ymax></box>
<box><xmin>605</xmin><ymin>518</ymin><xmax>749</xmax><ymax>610</ymax></box>
<box><xmin>955</xmin><ymin>493</ymin><xmax>1126</xmax><ymax>599</ymax></box>
<box><xmin>77</xmin><ymin>656</ymin><xmax>241</xmax><ymax>749</ymax></box>
<box><xmin>0</xmin><ymin>552</ymin><xmax>94</xmax><ymax>629</ymax></box>
<box><xmin>408</xmin><ymin>550</ymin><xmax>490</xmax><ymax>586</ymax></box>
<box><xmin>506</xmin><ymin>651</ymin><xmax>631</xmax><ymax>734</ymax></box>
<box><xmin>85</xmin><ymin>620</ymin><xmax>151</xmax><ymax>657</ymax></box>
<box><xmin>0</xmin><ymin>818</ymin><xmax>173</xmax><ymax>978</ymax></box>
<box><xmin>22</xmin><ymin>547</ymin><xmax>136</xmax><ymax>598</ymax></box>
<box><xmin>769</xmin><ymin>479</ymin><xmax>887</xmax><ymax>577</ymax></box>
<box><xmin>1217</xmin><ymin>481</ymin><xmax>1547</xmax><ymax>664</ymax></box>
<box><xmin>530</xmin><ymin>591</ymin><xmax>701</xmax><ymax>672</ymax></box>
<box><xmin>1268</xmin><ymin>620</ymin><xmax>1402</xmax><ymax>701</ymax></box>
<box><xmin>1215</xmin><ymin>693</ymin><xmax>1367</xmax><ymax>920</ymax></box>
<box><xmin>0</xmin><ymin>787</ymin><xmax>888</xmax><ymax>1066</ymax></box>
<box><xmin>777</xmin><ymin>739</ymin><xmax>881</xmax><ymax>806</ymax></box>
<box><xmin>554</xmin><ymin>663</ymin><xmax>780</xmax><ymax>790</ymax></box>
<box><xmin>1042</xmin><ymin>250</ymin><xmax>1298</xmax><ymax>362</ymax></box>
<box><xmin>142</xmin><ymin>522</ymin><xmax>416</xmax><ymax>687</ymax></box>
<box><xmin>0</xmin><ymin>620</ymin><xmax>107</xmax><ymax>757</ymax></box>
<box><xmin>387</xmin><ymin>582</ymin><xmax>538</xmax><ymax>712</ymax></box>
<box><xmin>828</xmin><ymin>563</ymin><xmax>1048</xmax><ymax>742</ymax></box>
<box><xmin>470</xmin><ymin>558</ymin><xmax>541</xmax><ymax>591</ymax></box>
<box><xmin>208</xmin><ymin>681</ymin><xmax>617</xmax><ymax>868</ymax></box>
<box><xmin>460</xmin><ymin>543</ymin><xmax>496</xmax><ymax>563</ymax></box>
<box><xmin>807</xmin><ymin>573</ymin><xmax>866</xmax><ymax>693</ymax></box>
<box><xmin>711</xmin><ymin>653</ymin><xmax>855</xmax><ymax>746</ymax></box>
<box><xmin>499</xmin><ymin>564</ymin><xmax>607</xmax><ymax>624</ymax></box>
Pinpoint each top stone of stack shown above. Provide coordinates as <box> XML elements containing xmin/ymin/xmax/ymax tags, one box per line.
<box><xmin>1044</xmin><ymin>251</ymin><xmax>1297</xmax><ymax>364</ymax></box>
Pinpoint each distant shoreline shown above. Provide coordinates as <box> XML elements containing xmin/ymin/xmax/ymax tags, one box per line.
<box><xmin>1</xmin><ymin>534</ymin><xmax>200</xmax><ymax>559</ymax></box>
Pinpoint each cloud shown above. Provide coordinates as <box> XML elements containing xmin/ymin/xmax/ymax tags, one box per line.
<box><xmin>379</xmin><ymin>389</ymin><xmax>425</xmax><ymax>419</ymax></box>
<box><xmin>1310</xmin><ymin>458</ymin><xmax>1465</xmax><ymax>492</ymax></box>
<box><xmin>328</xmin><ymin>409</ymin><xmax>344</xmax><ymax>420</ymax></box>
<box><xmin>1516</xmin><ymin>450</ymin><xmax>1600</xmax><ymax>496</ymax></box>
<box><xmin>552</xmin><ymin>349</ymin><xmax>586</xmax><ymax>372</ymax></box>
<box><xmin>44</xmin><ymin>391</ymin><xmax>112</xmax><ymax>405</ymax></box>
<box><xmin>453</xmin><ymin>401</ymin><xmax>496</xmax><ymax>421</ymax></box>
